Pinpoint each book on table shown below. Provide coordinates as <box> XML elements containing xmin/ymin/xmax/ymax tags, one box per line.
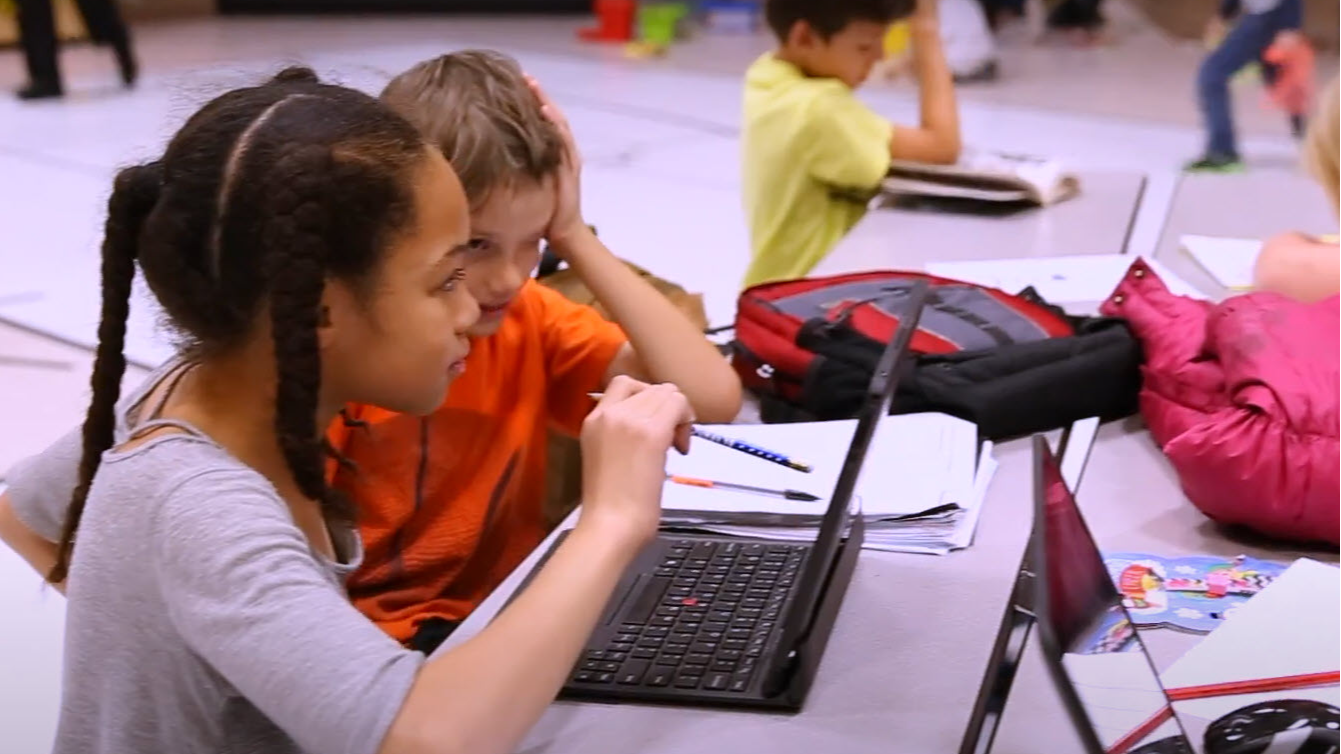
<box><xmin>883</xmin><ymin>149</ymin><xmax>1080</xmax><ymax>206</ymax></box>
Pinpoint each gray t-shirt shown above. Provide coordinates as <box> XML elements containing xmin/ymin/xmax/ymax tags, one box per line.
<box><xmin>7</xmin><ymin>366</ymin><xmax>424</xmax><ymax>754</ymax></box>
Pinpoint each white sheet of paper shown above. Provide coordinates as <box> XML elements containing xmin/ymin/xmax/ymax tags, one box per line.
<box><xmin>1061</xmin><ymin>417</ymin><xmax>1100</xmax><ymax>494</ymax></box>
<box><xmin>1160</xmin><ymin>558</ymin><xmax>1340</xmax><ymax>751</ymax></box>
<box><xmin>1179</xmin><ymin>234</ymin><xmax>1262</xmax><ymax>291</ymax></box>
<box><xmin>662</xmin><ymin>413</ymin><xmax>978</xmax><ymax>521</ymax></box>
<box><xmin>926</xmin><ymin>255</ymin><xmax>1206</xmax><ymax>303</ymax></box>
<box><xmin>942</xmin><ymin>442</ymin><xmax>996</xmax><ymax>551</ymax></box>
<box><xmin>1062</xmin><ymin>651</ymin><xmax>1177</xmax><ymax>750</ymax></box>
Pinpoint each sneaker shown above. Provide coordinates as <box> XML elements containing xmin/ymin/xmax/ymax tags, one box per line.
<box><xmin>954</xmin><ymin>60</ymin><xmax>999</xmax><ymax>85</ymax></box>
<box><xmin>16</xmin><ymin>81</ymin><xmax>63</xmax><ymax>101</ymax></box>
<box><xmin>1184</xmin><ymin>154</ymin><xmax>1245</xmax><ymax>173</ymax></box>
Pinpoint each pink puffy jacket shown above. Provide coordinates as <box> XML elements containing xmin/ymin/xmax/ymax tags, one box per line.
<box><xmin>1101</xmin><ymin>260</ymin><xmax>1339</xmax><ymax>545</ymax></box>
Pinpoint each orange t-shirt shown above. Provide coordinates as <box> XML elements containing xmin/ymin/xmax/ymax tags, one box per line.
<box><xmin>327</xmin><ymin>281</ymin><xmax>626</xmax><ymax>643</ymax></box>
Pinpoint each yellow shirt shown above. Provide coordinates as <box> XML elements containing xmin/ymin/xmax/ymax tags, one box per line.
<box><xmin>740</xmin><ymin>54</ymin><xmax>893</xmax><ymax>289</ymax></box>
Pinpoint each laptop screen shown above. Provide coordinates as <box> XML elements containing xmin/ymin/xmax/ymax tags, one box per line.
<box><xmin>1032</xmin><ymin>437</ymin><xmax>1193</xmax><ymax>754</ymax></box>
<box><xmin>766</xmin><ymin>280</ymin><xmax>929</xmax><ymax>672</ymax></box>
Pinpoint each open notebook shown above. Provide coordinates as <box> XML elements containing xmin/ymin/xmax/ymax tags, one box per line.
<box><xmin>884</xmin><ymin>149</ymin><xmax>1080</xmax><ymax>206</ymax></box>
<box><xmin>661</xmin><ymin>413</ymin><xmax>996</xmax><ymax>555</ymax></box>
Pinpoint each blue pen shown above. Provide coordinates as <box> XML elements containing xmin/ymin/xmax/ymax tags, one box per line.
<box><xmin>588</xmin><ymin>392</ymin><xmax>813</xmax><ymax>473</ymax></box>
<box><xmin>689</xmin><ymin>428</ymin><xmax>814</xmax><ymax>473</ymax></box>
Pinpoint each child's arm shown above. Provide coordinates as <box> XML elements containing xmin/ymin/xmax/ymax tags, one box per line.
<box><xmin>1252</xmin><ymin>232</ymin><xmax>1341</xmax><ymax>303</ymax></box>
<box><xmin>0</xmin><ymin>492</ymin><xmax>62</xmax><ymax>591</ymax></box>
<box><xmin>890</xmin><ymin>0</ymin><xmax>962</xmax><ymax>165</ymax></box>
<box><xmin>526</xmin><ymin>78</ymin><xmax>743</xmax><ymax>424</ymax></box>
<box><xmin>386</xmin><ymin>381</ymin><xmax>693</xmax><ymax>754</ymax></box>
<box><xmin>0</xmin><ymin>423</ymin><xmax>89</xmax><ymax>590</ymax></box>
<box><xmin>553</xmin><ymin>229</ymin><xmax>742</xmax><ymax>423</ymax></box>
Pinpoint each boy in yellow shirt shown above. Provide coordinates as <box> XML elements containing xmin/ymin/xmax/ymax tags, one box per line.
<box><xmin>742</xmin><ymin>0</ymin><xmax>961</xmax><ymax>288</ymax></box>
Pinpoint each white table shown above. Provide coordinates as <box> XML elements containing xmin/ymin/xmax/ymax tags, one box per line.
<box><xmin>811</xmin><ymin>171</ymin><xmax>1147</xmax><ymax>276</ymax></box>
<box><xmin>441</xmin><ymin>421</ymin><xmax>1337</xmax><ymax>754</ymax></box>
<box><xmin>1152</xmin><ymin>170</ymin><xmax>1337</xmax><ymax>300</ymax></box>
<box><xmin>438</xmin><ymin>165</ymin><xmax>1336</xmax><ymax>752</ymax></box>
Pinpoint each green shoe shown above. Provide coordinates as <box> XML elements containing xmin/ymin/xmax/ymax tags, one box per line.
<box><xmin>1184</xmin><ymin>154</ymin><xmax>1245</xmax><ymax>173</ymax></box>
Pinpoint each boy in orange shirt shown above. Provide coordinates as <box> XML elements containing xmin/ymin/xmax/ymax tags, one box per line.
<box><xmin>335</xmin><ymin>51</ymin><xmax>742</xmax><ymax>653</ymax></box>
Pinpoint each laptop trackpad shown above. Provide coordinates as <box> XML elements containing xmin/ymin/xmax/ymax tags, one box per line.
<box><xmin>605</xmin><ymin>573</ymin><xmax>671</xmax><ymax>626</ymax></box>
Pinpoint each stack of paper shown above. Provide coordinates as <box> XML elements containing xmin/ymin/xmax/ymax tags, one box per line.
<box><xmin>661</xmin><ymin>414</ymin><xmax>997</xmax><ymax>556</ymax></box>
<box><xmin>1179</xmin><ymin>234</ymin><xmax>1262</xmax><ymax>291</ymax></box>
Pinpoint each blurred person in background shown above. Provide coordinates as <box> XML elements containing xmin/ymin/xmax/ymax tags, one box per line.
<box><xmin>14</xmin><ymin>0</ymin><xmax>137</xmax><ymax>100</ymax></box>
<box><xmin>1187</xmin><ymin>0</ymin><xmax>1304</xmax><ymax>172</ymax></box>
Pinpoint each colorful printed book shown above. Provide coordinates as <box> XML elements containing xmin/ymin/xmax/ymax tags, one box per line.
<box><xmin>1102</xmin><ymin>553</ymin><xmax>1288</xmax><ymax>634</ymax></box>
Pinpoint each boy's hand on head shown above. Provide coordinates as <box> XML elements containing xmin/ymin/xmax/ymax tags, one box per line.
<box><xmin>525</xmin><ymin>75</ymin><xmax>590</xmax><ymax>254</ymax></box>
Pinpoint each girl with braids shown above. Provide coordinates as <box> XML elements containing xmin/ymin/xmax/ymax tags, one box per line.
<box><xmin>0</xmin><ymin>68</ymin><xmax>693</xmax><ymax>754</ymax></box>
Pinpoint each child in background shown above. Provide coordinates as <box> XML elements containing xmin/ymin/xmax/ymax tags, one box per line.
<box><xmin>1187</xmin><ymin>0</ymin><xmax>1304</xmax><ymax>173</ymax></box>
<box><xmin>741</xmin><ymin>0</ymin><xmax>960</xmax><ymax>289</ymax></box>
<box><xmin>1253</xmin><ymin>77</ymin><xmax>1340</xmax><ymax>303</ymax></box>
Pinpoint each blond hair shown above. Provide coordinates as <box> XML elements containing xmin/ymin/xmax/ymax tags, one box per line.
<box><xmin>1305</xmin><ymin>77</ymin><xmax>1340</xmax><ymax>213</ymax></box>
<box><xmin>380</xmin><ymin>50</ymin><xmax>563</xmax><ymax>208</ymax></box>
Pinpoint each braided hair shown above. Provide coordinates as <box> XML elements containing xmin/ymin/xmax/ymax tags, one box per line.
<box><xmin>49</xmin><ymin>67</ymin><xmax>429</xmax><ymax>583</ymax></box>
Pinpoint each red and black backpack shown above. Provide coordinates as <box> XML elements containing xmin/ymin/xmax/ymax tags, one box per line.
<box><xmin>729</xmin><ymin>271</ymin><xmax>1142</xmax><ymax>439</ymax></box>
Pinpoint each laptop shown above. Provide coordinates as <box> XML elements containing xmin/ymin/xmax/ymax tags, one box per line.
<box><xmin>961</xmin><ymin>435</ymin><xmax>1195</xmax><ymax>754</ymax></box>
<box><xmin>513</xmin><ymin>280</ymin><xmax>930</xmax><ymax>711</ymax></box>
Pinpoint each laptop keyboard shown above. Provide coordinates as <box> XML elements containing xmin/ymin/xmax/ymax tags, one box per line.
<box><xmin>570</xmin><ymin>540</ymin><xmax>807</xmax><ymax>694</ymax></box>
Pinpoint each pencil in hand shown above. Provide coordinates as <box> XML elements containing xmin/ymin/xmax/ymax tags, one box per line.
<box><xmin>587</xmin><ymin>392</ymin><xmax>813</xmax><ymax>473</ymax></box>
